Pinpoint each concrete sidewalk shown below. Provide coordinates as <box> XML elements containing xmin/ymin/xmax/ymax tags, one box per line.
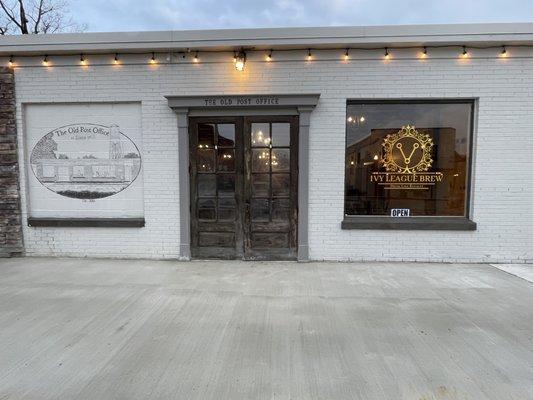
<box><xmin>0</xmin><ymin>257</ymin><xmax>532</xmax><ymax>400</ymax></box>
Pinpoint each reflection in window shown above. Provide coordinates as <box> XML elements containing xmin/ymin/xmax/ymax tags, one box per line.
<box><xmin>344</xmin><ymin>101</ymin><xmax>473</xmax><ymax>217</ymax></box>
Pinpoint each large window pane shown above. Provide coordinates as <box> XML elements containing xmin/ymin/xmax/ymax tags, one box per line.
<box><xmin>344</xmin><ymin>101</ymin><xmax>472</xmax><ymax>217</ymax></box>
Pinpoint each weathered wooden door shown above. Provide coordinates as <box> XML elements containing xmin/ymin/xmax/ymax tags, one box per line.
<box><xmin>189</xmin><ymin>116</ymin><xmax>298</xmax><ymax>260</ymax></box>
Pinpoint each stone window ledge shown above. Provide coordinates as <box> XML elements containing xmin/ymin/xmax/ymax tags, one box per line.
<box><xmin>27</xmin><ymin>218</ymin><xmax>145</xmax><ymax>228</ymax></box>
<box><xmin>341</xmin><ymin>216</ymin><xmax>476</xmax><ymax>231</ymax></box>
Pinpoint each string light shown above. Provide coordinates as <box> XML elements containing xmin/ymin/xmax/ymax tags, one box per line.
<box><xmin>9</xmin><ymin>44</ymin><xmax>526</xmax><ymax>69</ymax></box>
<box><xmin>235</xmin><ymin>51</ymin><xmax>246</xmax><ymax>71</ymax></box>
<box><xmin>500</xmin><ymin>46</ymin><xmax>507</xmax><ymax>57</ymax></box>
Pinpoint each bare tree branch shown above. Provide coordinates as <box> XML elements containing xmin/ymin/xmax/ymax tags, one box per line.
<box><xmin>0</xmin><ymin>0</ymin><xmax>85</xmax><ymax>34</ymax></box>
<box><xmin>31</xmin><ymin>0</ymin><xmax>44</xmax><ymax>33</ymax></box>
<box><xmin>0</xmin><ymin>0</ymin><xmax>23</xmax><ymax>30</ymax></box>
<box><xmin>17</xmin><ymin>0</ymin><xmax>28</xmax><ymax>33</ymax></box>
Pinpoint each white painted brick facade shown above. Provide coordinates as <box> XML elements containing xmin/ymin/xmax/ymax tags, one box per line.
<box><xmin>12</xmin><ymin>49</ymin><xmax>533</xmax><ymax>262</ymax></box>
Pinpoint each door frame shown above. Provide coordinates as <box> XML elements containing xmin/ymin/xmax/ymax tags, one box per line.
<box><xmin>166</xmin><ymin>94</ymin><xmax>320</xmax><ymax>261</ymax></box>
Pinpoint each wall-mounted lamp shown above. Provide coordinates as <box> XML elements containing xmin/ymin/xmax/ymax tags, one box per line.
<box><xmin>235</xmin><ymin>51</ymin><xmax>246</xmax><ymax>71</ymax></box>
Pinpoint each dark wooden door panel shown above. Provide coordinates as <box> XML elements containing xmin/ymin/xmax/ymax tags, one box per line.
<box><xmin>190</xmin><ymin>117</ymin><xmax>244</xmax><ymax>259</ymax></box>
<box><xmin>189</xmin><ymin>116</ymin><xmax>298</xmax><ymax>260</ymax></box>
<box><xmin>243</xmin><ymin>116</ymin><xmax>298</xmax><ymax>260</ymax></box>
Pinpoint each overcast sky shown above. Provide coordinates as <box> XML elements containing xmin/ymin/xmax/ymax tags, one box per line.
<box><xmin>71</xmin><ymin>0</ymin><xmax>533</xmax><ymax>32</ymax></box>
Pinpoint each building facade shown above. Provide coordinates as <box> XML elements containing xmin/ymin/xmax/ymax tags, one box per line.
<box><xmin>1</xmin><ymin>24</ymin><xmax>532</xmax><ymax>262</ymax></box>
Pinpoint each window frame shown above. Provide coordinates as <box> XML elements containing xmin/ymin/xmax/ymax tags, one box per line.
<box><xmin>342</xmin><ymin>98</ymin><xmax>477</xmax><ymax>231</ymax></box>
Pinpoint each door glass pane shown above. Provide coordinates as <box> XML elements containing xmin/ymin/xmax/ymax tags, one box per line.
<box><xmin>252</xmin><ymin>149</ymin><xmax>270</xmax><ymax>172</ymax></box>
<box><xmin>217</xmin><ymin>174</ymin><xmax>235</xmax><ymax>197</ymax></box>
<box><xmin>217</xmin><ymin>149</ymin><xmax>235</xmax><ymax>172</ymax></box>
<box><xmin>197</xmin><ymin>149</ymin><xmax>215</xmax><ymax>172</ymax></box>
<box><xmin>252</xmin><ymin>174</ymin><xmax>270</xmax><ymax>197</ymax></box>
<box><xmin>271</xmin><ymin>149</ymin><xmax>290</xmax><ymax>172</ymax></box>
<box><xmin>198</xmin><ymin>198</ymin><xmax>216</xmax><ymax>220</ymax></box>
<box><xmin>198</xmin><ymin>124</ymin><xmax>215</xmax><ymax>148</ymax></box>
<box><xmin>272</xmin><ymin>174</ymin><xmax>290</xmax><ymax>196</ymax></box>
<box><xmin>198</xmin><ymin>174</ymin><xmax>216</xmax><ymax>196</ymax></box>
<box><xmin>272</xmin><ymin>123</ymin><xmax>290</xmax><ymax>147</ymax></box>
<box><xmin>251</xmin><ymin>123</ymin><xmax>270</xmax><ymax>147</ymax></box>
<box><xmin>217</xmin><ymin>124</ymin><xmax>235</xmax><ymax>147</ymax></box>
<box><xmin>272</xmin><ymin>198</ymin><xmax>290</xmax><ymax>220</ymax></box>
<box><xmin>218</xmin><ymin>197</ymin><xmax>236</xmax><ymax>221</ymax></box>
<box><xmin>251</xmin><ymin>198</ymin><xmax>270</xmax><ymax>221</ymax></box>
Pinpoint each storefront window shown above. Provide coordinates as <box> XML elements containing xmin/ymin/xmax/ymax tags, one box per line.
<box><xmin>345</xmin><ymin>101</ymin><xmax>473</xmax><ymax>217</ymax></box>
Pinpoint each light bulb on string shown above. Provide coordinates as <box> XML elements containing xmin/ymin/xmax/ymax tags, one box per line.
<box><xmin>384</xmin><ymin>47</ymin><xmax>390</xmax><ymax>59</ymax></box>
<box><xmin>8</xmin><ymin>55</ymin><xmax>13</xmax><ymax>68</ymax></box>
<box><xmin>150</xmin><ymin>52</ymin><xmax>156</xmax><ymax>64</ymax></box>
<box><xmin>462</xmin><ymin>46</ymin><xmax>468</xmax><ymax>58</ymax></box>
<box><xmin>194</xmin><ymin>51</ymin><xmax>199</xmax><ymax>62</ymax></box>
<box><xmin>421</xmin><ymin>47</ymin><xmax>428</xmax><ymax>58</ymax></box>
<box><xmin>500</xmin><ymin>46</ymin><xmax>507</xmax><ymax>57</ymax></box>
<box><xmin>42</xmin><ymin>54</ymin><xmax>49</xmax><ymax>66</ymax></box>
<box><xmin>344</xmin><ymin>49</ymin><xmax>349</xmax><ymax>61</ymax></box>
<box><xmin>114</xmin><ymin>53</ymin><xmax>119</xmax><ymax>64</ymax></box>
<box><xmin>307</xmin><ymin>49</ymin><xmax>312</xmax><ymax>61</ymax></box>
<box><xmin>266</xmin><ymin>50</ymin><xmax>272</xmax><ymax>61</ymax></box>
<box><xmin>234</xmin><ymin>51</ymin><xmax>246</xmax><ymax>71</ymax></box>
<box><xmin>80</xmin><ymin>54</ymin><xmax>86</xmax><ymax>65</ymax></box>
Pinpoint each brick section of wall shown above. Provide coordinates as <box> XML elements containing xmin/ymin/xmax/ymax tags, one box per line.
<box><xmin>0</xmin><ymin>67</ymin><xmax>23</xmax><ymax>257</ymax></box>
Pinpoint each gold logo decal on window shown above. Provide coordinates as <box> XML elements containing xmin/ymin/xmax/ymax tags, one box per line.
<box><xmin>371</xmin><ymin>125</ymin><xmax>443</xmax><ymax>190</ymax></box>
<box><xmin>383</xmin><ymin>125</ymin><xmax>433</xmax><ymax>173</ymax></box>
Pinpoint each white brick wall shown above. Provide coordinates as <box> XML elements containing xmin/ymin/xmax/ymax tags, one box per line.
<box><xmin>12</xmin><ymin>48</ymin><xmax>533</xmax><ymax>262</ymax></box>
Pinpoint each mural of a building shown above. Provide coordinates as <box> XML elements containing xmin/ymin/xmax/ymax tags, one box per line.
<box><xmin>31</xmin><ymin>123</ymin><xmax>141</xmax><ymax>199</ymax></box>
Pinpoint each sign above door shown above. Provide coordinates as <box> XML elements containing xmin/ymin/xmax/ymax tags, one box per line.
<box><xmin>166</xmin><ymin>94</ymin><xmax>320</xmax><ymax>110</ymax></box>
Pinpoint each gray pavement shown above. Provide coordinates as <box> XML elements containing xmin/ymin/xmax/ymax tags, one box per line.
<box><xmin>0</xmin><ymin>257</ymin><xmax>532</xmax><ymax>400</ymax></box>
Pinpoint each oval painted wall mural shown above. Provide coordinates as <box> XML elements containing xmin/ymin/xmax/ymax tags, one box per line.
<box><xmin>30</xmin><ymin>123</ymin><xmax>142</xmax><ymax>199</ymax></box>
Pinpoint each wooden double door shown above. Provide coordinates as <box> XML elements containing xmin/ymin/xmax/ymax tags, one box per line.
<box><xmin>189</xmin><ymin>116</ymin><xmax>298</xmax><ymax>260</ymax></box>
